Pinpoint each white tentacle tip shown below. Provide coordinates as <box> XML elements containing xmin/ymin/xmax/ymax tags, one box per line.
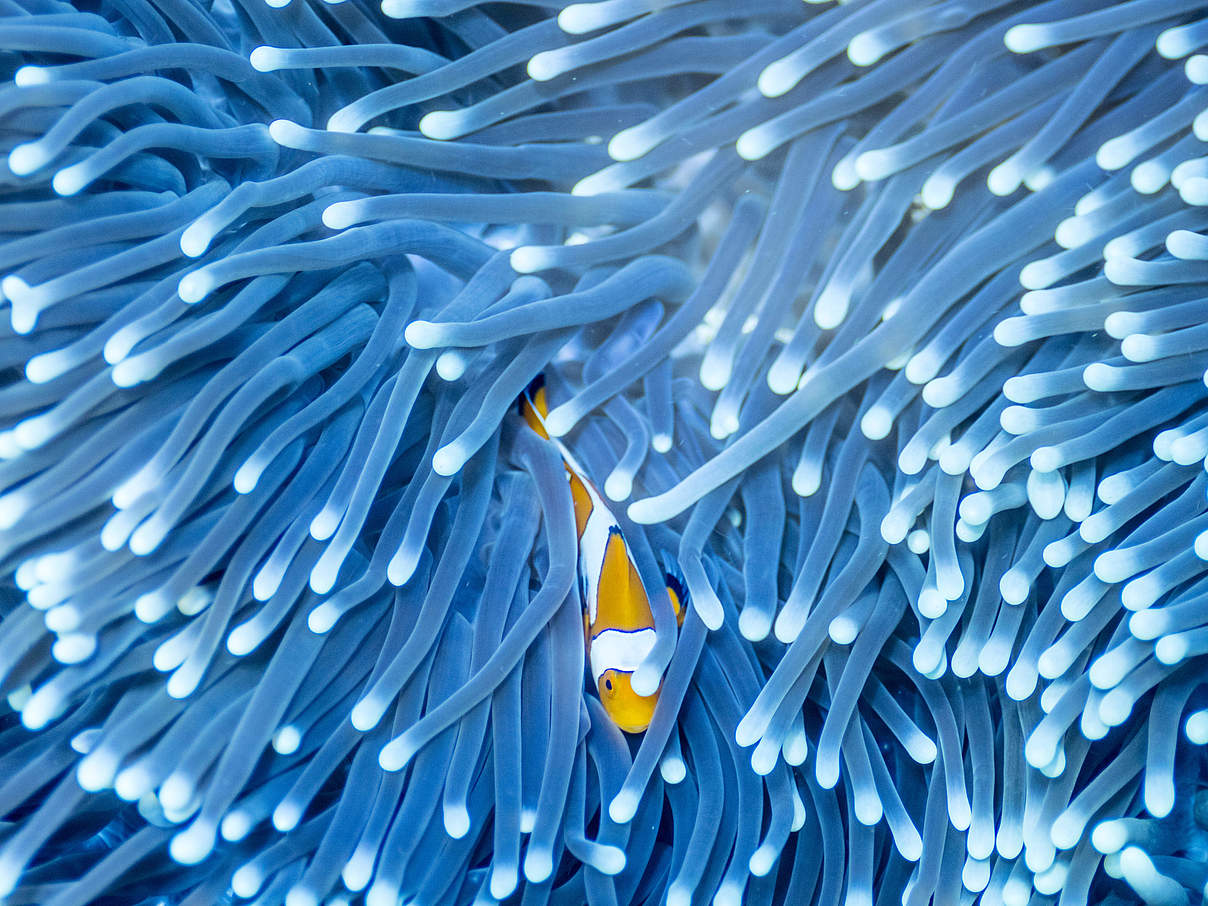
<box><xmin>378</xmin><ymin>739</ymin><xmax>413</xmax><ymax>772</ymax></box>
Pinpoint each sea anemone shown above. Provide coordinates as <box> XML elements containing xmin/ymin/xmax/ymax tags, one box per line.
<box><xmin>3</xmin><ymin>0</ymin><xmax>1208</xmax><ymax>904</ymax></box>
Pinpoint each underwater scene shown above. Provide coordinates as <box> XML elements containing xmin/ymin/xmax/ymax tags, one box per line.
<box><xmin>3</xmin><ymin>0</ymin><xmax>1208</xmax><ymax>904</ymax></box>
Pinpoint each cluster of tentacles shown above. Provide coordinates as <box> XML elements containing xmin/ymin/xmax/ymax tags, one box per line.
<box><xmin>3</xmin><ymin>0</ymin><xmax>1208</xmax><ymax>905</ymax></box>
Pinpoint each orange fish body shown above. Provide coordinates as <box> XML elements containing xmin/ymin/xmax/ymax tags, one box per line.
<box><xmin>520</xmin><ymin>378</ymin><xmax>677</xmax><ymax>733</ymax></box>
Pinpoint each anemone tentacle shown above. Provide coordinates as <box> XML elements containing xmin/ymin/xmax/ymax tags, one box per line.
<box><xmin>3</xmin><ymin>1</ymin><xmax>1208</xmax><ymax>905</ymax></box>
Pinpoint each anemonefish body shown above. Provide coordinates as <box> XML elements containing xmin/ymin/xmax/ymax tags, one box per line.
<box><xmin>519</xmin><ymin>376</ymin><xmax>681</xmax><ymax>733</ymax></box>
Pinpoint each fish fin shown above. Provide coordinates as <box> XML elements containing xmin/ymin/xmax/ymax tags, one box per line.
<box><xmin>518</xmin><ymin>373</ymin><xmax>550</xmax><ymax>440</ymax></box>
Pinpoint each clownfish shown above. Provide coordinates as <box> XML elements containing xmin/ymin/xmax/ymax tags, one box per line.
<box><xmin>519</xmin><ymin>376</ymin><xmax>683</xmax><ymax>733</ymax></box>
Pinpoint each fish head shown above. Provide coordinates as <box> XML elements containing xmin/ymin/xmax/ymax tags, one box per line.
<box><xmin>597</xmin><ymin>669</ymin><xmax>657</xmax><ymax>733</ymax></box>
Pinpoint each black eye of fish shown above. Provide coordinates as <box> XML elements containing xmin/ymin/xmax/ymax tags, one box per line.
<box><xmin>605</xmin><ymin>678</ymin><xmax>613</xmax><ymax>691</ymax></box>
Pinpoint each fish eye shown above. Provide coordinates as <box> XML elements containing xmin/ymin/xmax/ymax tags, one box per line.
<box><xmin>604</xmin><ymin>677</ymin><xmax>613</xmax><ymax>691</ymax></box>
